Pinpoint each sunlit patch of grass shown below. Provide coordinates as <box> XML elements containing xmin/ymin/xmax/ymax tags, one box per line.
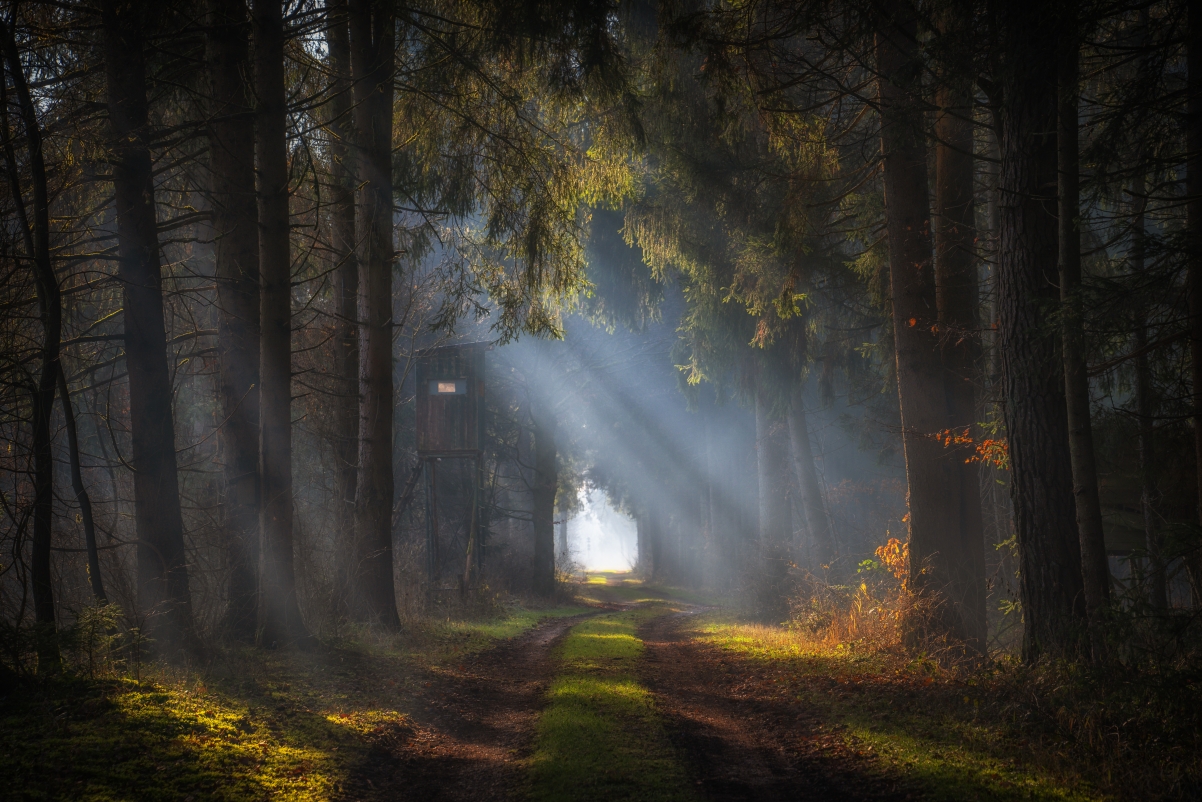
<box><xmin>1</xmin><ymin>602</ymin><xmax>586</xmax><ymax>801</ymax></box>
<box><xmin>0</xmin><ymin>675</ymin><xmax>350</xmax><ymax>801</ymax></box>
<box><xmin>528</xmin><ymin>604</ymin><xmax>696</xmax><ymax>802</ymax></box>
<box><xmin>692</xmin><ymin>614</ymin><xmax>1102</xmax><ymax>802</ymax></box>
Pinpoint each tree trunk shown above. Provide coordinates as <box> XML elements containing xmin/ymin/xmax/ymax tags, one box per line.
<box><xmin>996</xmin><ymin>3</ymin><xmax>1087</xmax><ymax>660</ymax></box>
<box><xmin>102</xmin><ymin>0</ymin><xmax>197</xmax><ymax>656</ymax></box>
<box><xmin>2</xmin><ymin>24</ymin><xmax>62</xmax><ymax>665</ymax></box>
<box><xmin>254</xmin><ymin>0</ymin><xmax>308</xmax><ymax>645</ymax></box>
<box><xmin>207</xmin><ymin>0</ymin><xmax>261</xmax><ymax>642</ymax></box>
<box><xmin>531</xmin><ymin>405</ymin><xmax>557</xmax><ymax>596</ymax></box>
<box><xmin>557</xmin><ymin>508</ymin><xmax>568</xmax><ymax>561</ymax></box>
<box><xmin>1057</xmin><ymin>4</ymin><xmax>1110</xmax><ymax>646</ymax></box>
<box><xmin>877</xmin><ymin>6</ymin><xmax>975</xmax><ymax>648</ymax></box>
<box><xmin>754</xmin><ymin>386</ymin><xmax>788</xmax><ymax>544</ymax></box>
<box><xmin>787</xmin><ymin>388</ymin><xmax>834</xmax><ymax>570</ymax></box>
<box><xmin>350</xmin><ymin>0</ymin><xmax>399</xmax><ymax>625</ymax></box>
<box><xmin>325</xmin><ymin>0</ymin><xmax>360</xmax><ymax>616</ymax></box>
<box><xmin>1131</xmin><ymin>173</ymin><xmax>1167</xmax><ymax>610</ymax></box>
<box><xmin>58</xmin><ymin>369</ymin><xmax>105</xmax><ymax>602</ymax></box>
<box><xmin>933</xmin><ymin>0</ymin><xmax>987</xmax><ymax>649</ymax></box>
<box><xmin>1188</xmin><ymin>0</ymin><xmax>1202</xmax><ymax>607</ymax></box>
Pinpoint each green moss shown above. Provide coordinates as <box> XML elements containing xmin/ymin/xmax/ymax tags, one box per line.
<box><xmin>528</xmin><ymin>605</ymin><xmax>697</xmax><ymax>802</ymax></box>
<box><xmin>0</xmin><ymin>603</ymin><xmax>584</xmax><ymax>801</ymax></box>
<box><xmin>694</xmin><ymin>615</ymin><xmax>1101</xmax><ymax>802</ymax></box>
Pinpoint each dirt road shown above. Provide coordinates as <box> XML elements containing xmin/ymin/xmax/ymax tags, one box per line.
<box><xmin>362</xmin><ymin>601</ymin><xmax>917</xmax><ymax>801</ymax></box>
<box><xmin>639</xmin><ymin>610</ymin><xmax>915</xmax><ymax>801</ymax></box>
<box><xmin>341</xmin><ymin>613</ymin><xmax>590</xmax><ymax>801</ymax></box>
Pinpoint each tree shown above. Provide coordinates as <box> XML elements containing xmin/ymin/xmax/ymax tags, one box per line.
<box><xmin>349</xmin><ymin>0</ymin><xmax>400</xmax><ymax>626</ymax></box>
<box><xmin>1057</xmin><ymin>0</ymin><xmax>1110</xmax><ymax>649</ymax></box>
<box><xmin>254</xmin><ymin>0</ymin><xmax>308</xmax><ymax>645</ymax></box>
<box><xmin>1186</xmin><ymin>0</ymin><xmax>1202</xmax><ymax>606</ymax></box>
<box><xmin>932</xmin><ymin>0</ymin><xmax>986</xmax><ymax>648</ymax></box>
<box><xmin>101</xmin><ymin>0</ymin><xmax>197</xmax><ymax>655</ymax></box>
<box><xmin>207</xmin><ymin>0</ymin><xmax>261</xmax><ymax>642</ymax></box>
<box><xmin>2</xmin><ymin>16</ymin><xmax>62</xmax><ymax>667</ymax></box>
<box><xmin>995</xmin><ymin>1</ymin><xmax>1087</xmax><ymax>660</ymax></box>
<box><xmin>324</xmin><ymin>0</ymin><xmax>360</xmax><ymax>616</ymax></box>
<box><xmin>877</xmin><ymin>4</ymin><xmax>979</xmax><ymax>650</ymax></box>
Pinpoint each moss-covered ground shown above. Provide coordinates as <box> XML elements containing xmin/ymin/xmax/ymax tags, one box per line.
<box><xmin>690</xmin><ymin>614</ymin><xmax>1155</xmax><ymax>801</ymax></box>
<box><xmin>527</xmin><ymin>590</ymin><xmax>696</xmax><ymax>802</ymax></box>
<box><xmin>0</xmin><ymin>604</ymin><xmax>585</xmax><ymax>801</ymax></box>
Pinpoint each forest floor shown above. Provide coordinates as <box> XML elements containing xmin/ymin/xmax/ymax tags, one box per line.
<box><xmin>1</xmin><ymin>573</ymin><xmax>1186</xmax><ymax>801</ymax></box>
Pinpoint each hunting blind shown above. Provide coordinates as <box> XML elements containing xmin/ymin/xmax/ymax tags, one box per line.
<box><xmin>414</xmin><ymin>342</ymin><xmax>489</xmax><ymax>601</ymax></box>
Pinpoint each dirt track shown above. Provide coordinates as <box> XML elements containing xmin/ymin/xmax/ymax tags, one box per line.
<box><xmin>638</xmin><ymin>610</ymin><xmax>914</xmax><ymax>801</ymax></box>
<box><xmin>340</xmin><ymin>613</ymin><xmax>589</xmax><ymax>801</ymax></box>
<box><xmin>354</xmin><ymin>604</ymin><xmax>914</xmax><ymax>801</ymax></box>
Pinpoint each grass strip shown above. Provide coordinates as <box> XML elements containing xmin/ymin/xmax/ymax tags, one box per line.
<box><xmin>528</xmin><ymin>604</ymin><xmax>696</xmax><ymax>802</ymax></box>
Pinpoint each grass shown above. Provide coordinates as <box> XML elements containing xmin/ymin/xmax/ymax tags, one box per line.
<box><xmin>0</xmin><ymin>602</ymin><xmax>586</xmax><ymax>801</ymax></box>
<box><xmin>527</xmin><ymin>594</ymin><xmax>696</xmax><ymax>802</ymax></box>
<box><xmin>692</xmin><ymin>614</ymin><xmax>1106</xmax><ymax>802</ymax></box>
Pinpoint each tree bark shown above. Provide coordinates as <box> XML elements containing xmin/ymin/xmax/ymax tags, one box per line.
<box><xmin>101</xmin><ymin>0</ymin><xmax>197</xmax><ymax>655</ymax></box>
<box><xmin>325</xmin><ymin>0</ymin><xmax>360</xmax><ymax>616</ymax></box>
<box><xmin>58</xmin><ymin>368</ymin><xmax>105</xmax><ymax>603</ymax></box>
<box><xmin>349</xmin><ymin>0</ymin><xmax>399</xmax><ymax>625</ymax></box>
<box><xmin>877</xmin><ymin>6</ymin><xmax>975</xmax><ymax>649</ymax></box>
<box><xmin>1188</xmin><ymin>0</ymin><xmax>1202</xmax><ymax>607</ymax></box>
<box><xmin>253</xmin><ymin>0</ymin><xmax>308</xmax><ymax>645</ymax></box>
<box><xmin>754</xmin><ymin>386</ymin><xmax>789</xmax><ymax>544</ymax></box>
<box><xmin>531</xmin><ymin>405</ymin><xmax>557</xmax><ymax>596</ymax></box>
<box><xmin>996</xmin><ymin>3</ymin><xmax>1087</xmax><ymax>660</ymax></box>
<box><xmin>787</xmin><ymin>388</ymin><xmax>834</xmax><ymax>570</ymax></box>
<box><xmin>932</xmin><ymin>0</ymin><xmax>987</xmax><ymax>650</ymax></box>
<box><xmin>1131</xmin><ymin>172</ymin><xmax>1167</xmax><ymax>610</ymax></box>
<box><xmin>1057</xmin><ymin>4</ymin><xmax>1110</xmax><ymax>645</ymax></box>
<box><xmin>207</xmin><ymin>0</ymin><xmax>261</xmax><ymax>642</ymax></box>
<box><xmin>557</xmin><ymin>506</ymin><xmax>568</xmax><ymax>561</ymax></box>
<box><xmin>2</xmin><ymin>23</ymin><xmax>62</xmax><ymax>665</ymax></box>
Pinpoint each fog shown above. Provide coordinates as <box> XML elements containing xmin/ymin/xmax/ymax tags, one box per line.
<box><xmin>564</xmin><ymin>489</ymin><xmax>638</xmax><ymax>572</ymax></box>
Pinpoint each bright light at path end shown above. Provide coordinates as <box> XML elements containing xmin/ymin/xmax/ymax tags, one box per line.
<box><xmin>568</xmin><ymin>488</ymin><xmax>636</xmax><ymax>571</ymax></box>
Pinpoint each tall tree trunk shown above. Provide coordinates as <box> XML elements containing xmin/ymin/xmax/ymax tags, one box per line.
<box><xmin>933</xmin><ymin>0</ymin><xmax>987</xmax><ymax>650</ymax></box>
<box><xmin>1131</xmin><ymin>173</ymin><xmax>1167</xmax><ymax>609</ymax></box>
<box><xmin>2</xmin><ymin>24</ymin><xmax>62</xmax><ymax>666</ymax></box>
<box><xmin>254</xmin><ymin>0</ymin><xmax>308</xmax><ymax>645</ymax></box>
<box><xmin>531</xmin><ymin>405</ymin><xmax>557</xmax><ymax>596</ymax></box>
<box><xmin>637</xmin><ymin>510</ymin><xmax>650</xmax><ymax>576</ymax></box>
<box><xmin>350</xmin><ymin>0</ymin><xmax>399</xmax><ymax>625</ymax></box>
<box><xmin>1188</xmin><ymin>0</ymin><xmax>1202</xmax><ymax>607</ymax></box>
<box><xmin>101</xmin><ymin>0</ymin><xmax>197</xmax><ymax>655</ymax></box>
<box><xmin>207</xmin><ymin>0</ymin><xmax>261</xmax><ymax>642</ymax></box>
<box><xmin>877</xmin><ymin>6</ymin><xmax>973</xmax><ymax>648</ymax></box>
<box><xmin>557</xmin><ymin>507</ymin><xmax>568</xmax><ymax>560</ymax></box>
<box><xmin>58</xmin><ymin>369</ymin><xmax>105</xmax><ymax>602</ymax></box>
<box><xmin>754</xmin><ymin>385</ymin><xmax>788</xmax><ymax>544</ymax></box>
<box><xmin>996</xmin><ymin>3</ymin><xmax>1087</xmax><ymax>660</ymax></box>
<box><xmin>787</xmin><ymin>387</ymin><xmax>834</xmax><ymax>570</ymax></box>
<box><xmin>325</xmin><ymin>0</ymin><xmax>360</xmax><ymax>616</ymax></box>
<box><xmin>1058</xmin><ymin>4</ymin><xmax>1110</xmax><ymax>647</ymax></box>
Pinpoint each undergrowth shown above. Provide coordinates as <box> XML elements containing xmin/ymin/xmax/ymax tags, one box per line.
<box><xmin>694</xmin><ymin>601</ymin><xmax>1202</xmax><ymax>801</ymax></box>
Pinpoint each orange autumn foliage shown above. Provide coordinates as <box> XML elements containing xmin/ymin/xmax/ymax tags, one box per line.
<box><xmin>932</xmin><ymin>428</ymin><xmax>1009</xmax><ymax>470</ymax></box>
<box><xmin>874</xmin><ymin>537</ymin><xmax>909</xmax><ymax>586</ymax></box>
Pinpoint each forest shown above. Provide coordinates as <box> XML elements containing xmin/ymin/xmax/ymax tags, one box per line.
<box><xmin>0</xmin><ymin>0</ymin><xmax>1200</xmax><ymax>799</ymax></box>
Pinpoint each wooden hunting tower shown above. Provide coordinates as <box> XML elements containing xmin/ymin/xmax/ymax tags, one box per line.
<box><xmin>415</xmin><ymin>342</ymin><xmax>487</xmax><ymax>457</ymax></box>
<box><xmin>414</xmin><ymin>342</ymin><xmax>489</xmax><ymax>600</ymax></box>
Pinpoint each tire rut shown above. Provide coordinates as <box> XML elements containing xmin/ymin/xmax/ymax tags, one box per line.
<box><xmin>638</xmin><ymin>610</ymin><xmax>917</xmax><ymax>802</ymax></box>
<box><xmin>342</xmin><ymin>612</ymin><xmax>595</xmax><ymax>802</ymax></box>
